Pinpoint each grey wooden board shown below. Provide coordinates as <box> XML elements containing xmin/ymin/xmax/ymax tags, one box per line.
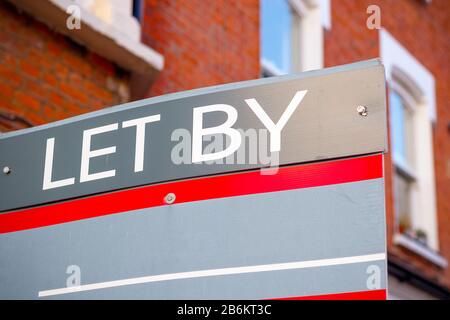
<box><xmin>0</xmin><ymin>59</ymin><xmax>387</xmax><ymax>212</ymax></box>
<box><xmin>0</xmin><ymin>178</ymin><xmax>387</xmax><ymax>299</ymax></box>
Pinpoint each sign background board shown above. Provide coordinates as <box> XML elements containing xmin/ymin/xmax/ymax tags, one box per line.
<box><xmin>0</xmin><ymin>59</ymin><xmax>387</xmax><ymax>212</ymax></box>
<box><xmin>0</xmin><ymin>59</ymin><xmax>388</xmax><ymax>299</ymax></box>
<box><xmin>0</xmin><ymin>155</ymin><xmax>387</xmax><ymax>299</ymax></box>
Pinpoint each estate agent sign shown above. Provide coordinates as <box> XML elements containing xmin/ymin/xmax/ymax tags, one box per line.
<box><xmin>0</xmin><ymin>59</ymin><xmax>388</xmax><ymax>299</ymax></box>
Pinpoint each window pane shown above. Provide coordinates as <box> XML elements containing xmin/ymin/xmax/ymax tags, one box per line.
<box><xmin>261</xmin><ymin>0</ymin><xmax>292</xmax><ymax>74</ymax></box>
<box><xmin>132</xmin><ymin>0</ymin><xmax>142</xmax><ymax>21</ymax></box>
<box><xmin>390</xmin><ymin>90</ymin><xmax>406</xmax><ymax>160</ymax></box>
<box><xmin>390</xmin><ymin>90</ymin><xmax>414</xmax><ymax>168</ymax></box>
<box><xmin>395</xmin><ymin>172</ymin><xmax>412</xmax><ymax>234</ymax></box>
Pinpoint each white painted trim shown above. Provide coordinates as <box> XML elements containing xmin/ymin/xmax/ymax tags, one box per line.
<box><xmin>317</xmin><ymin>0</ymin><xmax>331</xmax><ymax>30</ymax></box>
<box><xmin>79</xmin><ymin>0</ymin><xmax>140</xmax><ymax>42</ymax></box>
<box><xmin>54</xmin><ymin>0</ymin><xmax>163</xmax><ymax>70</ymax></box>
<box><xmin>261</xmin><ymin>58</ymin><xmax>286</xmax><ymax>76</ymax></box>
<box><xmin>411</xmin><ymin>99</ymin><xmax>439</xmax><ymax>250</ymax></box>
<box><xmin>290</xmin><ymin>0</ymin><xmax>331</xmax><ymax>29</ymax></box>
<box><xmin>261</xmin><ymin>0</ymin><xmax>328</xmax><ymax>75</ymax></box>
<box><xmin>393</xmin><ymin>157</ymin><xmax>417</xmax><ymax>181</ymax></box>
<box><xmin>288</xmin><ymin>0</ymin><xmax>309</xmax><ymax>17</ymax></box>
<box><xmin>297</xmin><ymin>4</ymin><xmax>324</xmax><ymax>71</ymax></box>
<box><xmin>10</xmin><ymin>0</ymin><xmax>164</xmax><ymax>75</ymax></box>
<box><xmin>390</xmin><ymin>81</ymin><xmax>417</xmax><ymax>113</ymax></box>
<box><xmin>389</xmin><ymin>81</ymin><xmax>418</xmax><ymax>180</ymax></box>
<box><xmin>394</xmin><ymin>234</ymin><xmax>447</xmax><ymax>268</ymax></box>
<box><xmin>380</xmin><ymin>29</ymin><xmax>436</xmax><ymax>122</ymax></box>
<box><xmin>384</xmin><ymin>30</ymin><xmax>440</xmax><ymax>251</ymax></box>
<box><xmin>38</xmin><ymin>253</ymin><xmax>386</xmax><ymax>297</ymax></box>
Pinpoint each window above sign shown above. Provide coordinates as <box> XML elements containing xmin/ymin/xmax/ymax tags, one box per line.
<box><xmin>382</xmin><ymin>29</ymin><xmax>445</xmax><ymax>268</ymax></box>
<box><xmin>260</xmin><ymin>0</ymin><xmax>330</xmax><ymax>77</ymax></box>
<box><xmin>132</xmin><ymin>0</ymin><xmax>143</xmax><ymax>22</ymax></box>
<box><xmin>261</xmin><ymin>0</ymin><xmax>293</xmax><ymax>75</ymax></box>
<box><xmin>8</xmin><ymin>0</ymin><xmax>163</xmax><ymax>89</ymax></box>
<box><xmin>390</xmin><ymin>90</ymin><xmax>416</xmax><ymax>177</ymax></box>
<box><xmin>389</xmin><ymin>79</ymin><xmax>447</xmax><ymax>268</ymax></box>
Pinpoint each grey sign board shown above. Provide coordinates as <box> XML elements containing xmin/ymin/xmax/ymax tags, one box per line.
<box><xmin>0</xmin><ymin>172</ymin><xmax>387</xmax><ymax>299</ymax></box>
<box><xmin>0</xmin><ymin>59</ymin><xmax>387</xmax><ymax>212</ymax></box>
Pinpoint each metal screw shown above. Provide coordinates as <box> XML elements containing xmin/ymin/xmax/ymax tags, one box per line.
<box><xmin>357</xmin><ymin>105</ymin><xmax>368</xmax><ymax>117</ymax></box>
<box><xmin>164</xmin><ymin>193</ymin><xmax>176</xmax><ymax>204</ymax></box>
<box><xmin>3</xmin><ymin>166</ymin><xmax>11</xmax><ymax>175</ymax></box>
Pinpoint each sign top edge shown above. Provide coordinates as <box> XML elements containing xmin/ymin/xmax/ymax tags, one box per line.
<box><xmin>0</xmin><ymin>58</ymin><xmax>384</xmax><ymax>140</ymax></box>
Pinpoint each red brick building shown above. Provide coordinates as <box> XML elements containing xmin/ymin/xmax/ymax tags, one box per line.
<box><xmin>323</xmin><ymin>0</ymin><xmax>450</xmax><ymax>299</ymax></box>
<box><xmin>0</xmin><ymin>0</ymin><xmax>448</xmax><ymax>299</ymax></box>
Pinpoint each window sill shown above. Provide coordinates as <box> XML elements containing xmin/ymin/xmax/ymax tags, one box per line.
<box><xmin>393</xmin><ymin>156</ymin><xmax>417</xmax><ymax>181</ymax></box>
<box><xmin>10</xmin><ymin>0</ymin><xmax>164</xmax><ymax>81</ymax></box>
<box><xmin>261</xmin><ymin>58</ymin><xmax>286</xmax><ymax>77</ymax></box>
<box><xmin>394</xmin><ymin>233</ymin><xmax>448</xmax><ymax>269</ymax></box>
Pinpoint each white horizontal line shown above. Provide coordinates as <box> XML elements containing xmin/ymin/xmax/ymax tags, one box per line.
<box><xmin>38</xmin><ymin>253</ymin><xmax>386</xmax><ymax>297</ymax></box>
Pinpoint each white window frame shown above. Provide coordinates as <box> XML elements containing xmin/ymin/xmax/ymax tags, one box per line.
<box><xmin>77</xmin><ymin>0</ymin><xmax>141</xmax><ymax>42</ymax></box>
<box><xmin>261</xmin><ymin>0</ymin><xmax>330</xmax><ymax>76</ymax></box>
<box><xmin>389</xmin><ymin>82</ymin><xmax>417</xmax><ymax>240</ymax></box>
<box><xmin>380</xmin><ymin>29</ymin><xmax>446</xmax><ymax>268</ymax></box>
<box><xmin>389</xmin><ymin>81</ymin><xmax>417</xmax><ymax>181</ymax></box>
<box><xmin>10</xmin><ymin>0</ymin><xmax>164</xmax><ymax>80</ymax></box>
<box><xmin>380</xmin><ymin>30</ymin><xmax>436</xmax><ymax>122</ymax></box>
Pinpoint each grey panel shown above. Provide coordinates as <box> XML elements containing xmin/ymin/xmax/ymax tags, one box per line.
<box><xmin>0</xmin><ymin>59</ymin><xmax>387</xmax><ymax>212</ymax></box>
<box><xmin>0</xmin><ymin>178</ymin><xmax>387</xmax><ymax>299</ymax></box>
<box><xmin>43</xmin><ymin>262</ymin><xmax>387</xmax><ymax>300</ymax></box>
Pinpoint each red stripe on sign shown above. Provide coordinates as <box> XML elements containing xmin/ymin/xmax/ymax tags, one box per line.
<box><xmin>0</xmin><ymin>154</ymin><xmax>382</xmax><ymax>234</ymax></box>
<box><xmin>275</xmin><ymin>289</ymin><xmax>387</xmax><ymax>300</ymax></box>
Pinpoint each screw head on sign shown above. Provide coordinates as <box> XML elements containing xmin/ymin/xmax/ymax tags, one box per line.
<box><xmin>3</xmin><ymin>166</ymin><xmax>11</xmax><ymax>175</ymax></box>
<box><xmin>164</xmin><ymin>193</ymin><xmax>176</xmax><ymax>205</ymax></box>
<box><xmin>357</xmin><ymin>105</ymin><xmax>368</xmax><ymax>117</ymax></box>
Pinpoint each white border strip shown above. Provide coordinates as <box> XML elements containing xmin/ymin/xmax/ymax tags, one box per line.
<box><xmin>394</xmin><ymin>234</ymin><xmax>447</xmax><ymax>268</ymax></box>
<box><xmin>38</xmin><ymin>253</ymin><xmax>386</xmax><ymax>297</ymax></box>
<box><xmin>380</xmin><ymin>29</ymin><xmax>436</xmax><ymax>122</ymax></box>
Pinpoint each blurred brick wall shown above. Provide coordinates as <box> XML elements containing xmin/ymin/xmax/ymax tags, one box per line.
<box><xmin>0</xmin><ymin>1</ymin><xmax>129</xmax><ymax>128</ymax></box>
<box><xmin>140</xmin><ymin>0</ymin><xmax>260</xmax><ymax>97</ymax></box>
<box><xmin>325</xmin><ymin>0</ymin><xmax>450</xmax><ymax>288</ymax></box>
<box><xmin>0</xmin><ymin>0</ymin><xmax>260</xmax><ymax>129</ymax></box>
<box><xmin>0</xmin><ymin>0</ymin><xmax>447</xmax><ymax>293</ymax></box>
